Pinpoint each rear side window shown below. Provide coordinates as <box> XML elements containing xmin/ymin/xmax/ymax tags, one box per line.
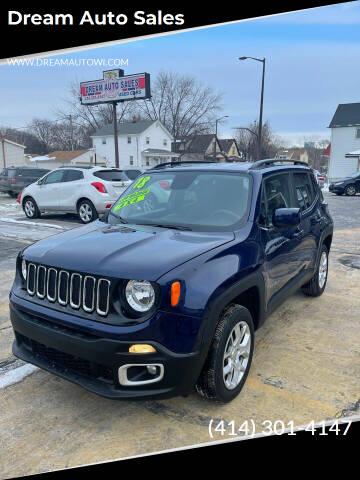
<box><xmin>293</xmin><ymin>172</ymin><xmax>315</xmax><ymax>211</ymax></box>
<box><xmin>93</xmin><ymin>170</ymin><xmax>128</xmax><ymax>181</ymax></box>
<box><xmin>64</xmin><ymin>170</ymin><xmax>84</xmax><ymax>182</ymax></box>
<box><xmin>124</xmin><ymin>170</ymin><xmax>141</xmax><ymax>180</ymax></box>
<box><xmin>259</xmin><ymin>173</ymin><xmax>293</xmax><ymax>227</ymax></box>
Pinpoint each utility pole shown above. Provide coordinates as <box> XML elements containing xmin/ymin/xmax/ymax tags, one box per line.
<box><xmin>113</xmin><ymin>102</ymin><xmax>120</xmax><ymax>168</ymax></box>
<box><xmin>0</xmin><ymin>134</ymin><xmax>6</xmax><ymax>168</ymax></box>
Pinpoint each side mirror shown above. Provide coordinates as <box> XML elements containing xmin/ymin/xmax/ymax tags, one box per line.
<box><xmin>273</xmin><ymin>208</ymin><xmax>301</xmax><ymax>228</ymax></box>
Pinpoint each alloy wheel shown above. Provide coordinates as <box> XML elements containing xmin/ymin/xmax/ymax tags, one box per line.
<box><xmin>318</xmin><ymin>251</ymin><xmax>328</xmax><ymax>289</ymax></box>
<box><xmin>79</xmin><ymin>203</ymin><xmax>93</xmax><ymax>222</ymax></box>
<box><xmin>346</xmin><ymin>185</ymin><xmax>356</xmax><ymax>196</ymax></box>
<box><xmin>24</xmin><ymin>200</ymin><xmax>35</xmax><ymax>217</ymax></box>
<box><xmin>223</xmin><ymin>321</ymin><xmax>251</xmax><ymax>390</ymax></box>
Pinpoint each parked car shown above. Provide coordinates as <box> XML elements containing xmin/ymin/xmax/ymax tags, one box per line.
<box><xmin>0</xmin><ymin>167</ymin><xmax>50</xmax><ymax>197</ymax></box>
<box><xmin>313</xmin><ymin>169</ymin><xmax>325</xmax><ymax>189</ymax></box>
<box><xmin>10</xmin><ymin>159</ymin><xmax>333</xmax><ymax>402</ymax></box>
<box><xmin>19</xmin><ymin>166</ymin><xmax>133</xmax><ymax>223</ymax></box>
<box><xmin>329</xmin><ymin>171</ymin><xmax>360</xmax><ymax>196</ymax></box>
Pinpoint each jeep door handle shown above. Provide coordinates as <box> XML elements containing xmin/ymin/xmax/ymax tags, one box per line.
<box><xmin>311</xmin><ymin>216</ymin><xmax>322</xmax><ymax>225</ymax></box>
<box><xmin>290</xmin><ymin>228</ymin><xmax>304</xmax><ymax>239</ymax></box>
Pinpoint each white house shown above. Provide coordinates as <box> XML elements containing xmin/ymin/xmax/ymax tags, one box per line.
<box><xmin>28</xmin><ymin>149</ymin><xmax>104</xmax><ymax>170</ymax></box>
<box><xmin>0</xmin><ymin>137</ymin><xmax>26</xmax><ymax>168</ymax></box>
<box><xmin>328</xmin><ymin>103</ymin><xmax>360</xmax><ymax>181</ymax></box>
<box><xmin>91</xmin><ymin>119</ymin><xmax>179</xmax><ymax>169</ymax></box>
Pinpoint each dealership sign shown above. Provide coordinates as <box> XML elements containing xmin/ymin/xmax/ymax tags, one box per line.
<box><xmin>80</xmin><ymin>72</ymin><xmax>150</xmax><ymax>105</ymax></box>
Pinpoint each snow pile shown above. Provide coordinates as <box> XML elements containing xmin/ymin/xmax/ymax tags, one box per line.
<box><xmin>0</xmin><ymin>364</ymin><xmax>38</xmax><ymax>389</ymax></box>
<box><xmin>0</xmin><ymin>217</ymin><xmax>65</xmax><ymax>230</ymax></box>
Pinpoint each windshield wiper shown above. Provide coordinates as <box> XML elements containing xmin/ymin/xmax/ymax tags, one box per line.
<box><xmin>143</xmin><ymin>223</ymin><xmax>192</xmax><ymax>231</ymax></box>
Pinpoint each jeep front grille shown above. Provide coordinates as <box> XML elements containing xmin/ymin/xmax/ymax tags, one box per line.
<box><xmin>26</xmin><ymin>263</ymin><xmax>111</xmax><ymax>317</ymax></box>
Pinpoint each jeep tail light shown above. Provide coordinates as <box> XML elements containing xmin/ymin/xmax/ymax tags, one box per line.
<box><xmin>91</xmin><ymin>182</ymin><xmax>107</xmax><ymax>193</ymax></box>
<box><xmin>17</xmin><ymin>192</ymin><xmax>22</xmax><ymax>204</ymax></box>
<box><xmin>171</xmin><ymin>281</ymin><xmax>181</xmax><ymax>307</ymax></box>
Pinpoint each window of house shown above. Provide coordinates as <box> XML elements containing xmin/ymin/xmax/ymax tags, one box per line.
<box><xmin>130</xmin><ymin>156</ymin><xmax>134</xmax><ymax>165</ymax></box>
<box><xmin>128</xmin><ymin>136</ymin><xmax>131</xmax><ymax>144</ymax></box>
<box><xmin>146</xmin><ymin>137</ymin><xmax>150</xmax><ymax>145</ymax></box>
<box><xmin>102</xmin><ymin>138</ymin><xmax>106</xmax><ymax>145</ymax></box>
<box><xmin>146</xmin><ymin>160</ymin><xmax>150</xmax><ymax>166</ymax></box>
<box><xmin>163</xmin><ymin>139</ymin><xmax>167</xmax><ymax>146</ymax></box>
<box><xmin>356</xmin><ymin>128</ymin><xmax>360</xmax><ymax>139</ymax></box>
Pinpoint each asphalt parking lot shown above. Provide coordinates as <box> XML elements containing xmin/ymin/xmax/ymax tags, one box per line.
<box><xmin>0</xmin><ymin>191</ymin><xmax>359</xmax><ymax>478</ymax></box>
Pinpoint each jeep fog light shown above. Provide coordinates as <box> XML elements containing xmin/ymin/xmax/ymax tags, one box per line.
<box><xmin>21</xmin><ymin>259</ymin><xmax>27</xmax><ymax>280</ymax></box>
<box><xmin>129</xmin><ymin>344</ymin><xmax>156</xmax><ymax>354</ymax></box>
<box><xmin>125</xmin><ymin>280</ymin><xmax>155</xmax><ymax>312</ymax></box>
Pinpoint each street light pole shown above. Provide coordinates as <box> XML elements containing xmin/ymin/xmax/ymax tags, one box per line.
<box><xmin>238</xmin><ymin>56</ymin><xmax>266</xmax><ymax>160</ymax></box>
<box><xmin>113</xmin><ymin>101</ymin><xmax>120</xmax><ymax>168</ymax></box>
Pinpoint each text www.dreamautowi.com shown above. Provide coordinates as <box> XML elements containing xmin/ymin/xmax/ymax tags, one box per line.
<box><xmin>6</xmin><ymin>58</ymin><xmax>129</xmax><ymax>67</ymax></box>
<box><xmin>208</xmin><ymin>419</ymin><xmax>352</xmax><ymax>438</ymax></box>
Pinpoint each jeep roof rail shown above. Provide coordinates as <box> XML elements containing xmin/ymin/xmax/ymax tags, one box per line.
<box><xmin>249</xmin><ymin>158</ymin><xmax>309</xmax><ymax>170</ymax></box>
<box><xmin>152</xmin><ymin>160</ymin><xmax>219</xmax><ymax>170</ymax></box>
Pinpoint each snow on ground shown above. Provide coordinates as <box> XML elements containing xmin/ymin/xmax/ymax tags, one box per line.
<box><xmin>0</xmin><ymin>364</ymin><xmax>38</xmax><ymax>389</ymax></box>
<box><xmin>0</xmin><ymin>217</ymin><xmax>65</xmax><ymax>230</ymax></box>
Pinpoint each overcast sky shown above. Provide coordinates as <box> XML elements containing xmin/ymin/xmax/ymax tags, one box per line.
<box><xmin>1</xmin><ymin>2</ymin><xmax>360</xmax><ymax>145</ymax></box>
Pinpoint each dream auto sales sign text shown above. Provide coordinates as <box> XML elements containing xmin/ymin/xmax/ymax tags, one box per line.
<box><xmin>80</xmin><ymin>73</ymin><xmax>149</xmax><ymax>104</ymax></box>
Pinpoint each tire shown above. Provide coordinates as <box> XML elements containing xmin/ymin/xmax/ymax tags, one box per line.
<box><xmin>301</xmin><ymin>244</ymin><xmax>328</xmax><ymax>297</ymax></box>
<box><xmin>23</xmin><ymin>197</ymin><xmax>40</xmax><ymax>219</ymax></box>
<box><xmin>195</xmin><ymin>304</ymin><xmax>254</xmax><ymax>403</ymax></box>
<box><xmin>77</xmin><ymin>199</ymin><xmax>98</xmax><ymax>224</ymax></box>
<box><xmin>345</xmin><ymin>184</ymin><xmax>356</xmax><ymax>196</ymax></box>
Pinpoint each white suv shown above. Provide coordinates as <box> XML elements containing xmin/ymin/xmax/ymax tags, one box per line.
<box><xmin>20</xmin><ymin>167</ymin><xmax>141</xmax><ymax>223</ymax></box>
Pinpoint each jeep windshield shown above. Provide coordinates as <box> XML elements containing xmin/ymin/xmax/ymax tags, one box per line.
<box><xmin>109</xmin><ymin>170</ymin><xmax>251</xmax><ymax>232</ymax></box>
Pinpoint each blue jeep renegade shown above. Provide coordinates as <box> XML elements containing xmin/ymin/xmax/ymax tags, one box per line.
<box><xmin>10</xmin><ymin>159</ymin><xmax>333</xmax><ymax>402</ymax></box>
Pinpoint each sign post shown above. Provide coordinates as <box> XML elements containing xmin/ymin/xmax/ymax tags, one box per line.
<box><xmin>80</xmin><ymin>70</ymin><xmax>151</xmax><ymax>168</ymax></box>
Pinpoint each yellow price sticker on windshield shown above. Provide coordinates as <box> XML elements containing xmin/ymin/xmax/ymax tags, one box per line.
<box><xmin>113</xmin><ymin>188</ymin><xmax>150</xmax><ymax>211</ymax></box>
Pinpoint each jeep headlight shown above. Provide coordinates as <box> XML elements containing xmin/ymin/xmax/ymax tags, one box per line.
<box><xmin>21</xmin><ymin>259</ymin><xmax>27</xmax><ymax>280</ymax></box>
<box><xmin>125</xmin><ymin>280</ymin><xmax>155</xmax><ymax>313</ymax></box>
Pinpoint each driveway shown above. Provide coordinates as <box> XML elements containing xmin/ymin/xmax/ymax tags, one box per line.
<box><xmin>0</xmin><ymin>192</ymin><xmax>359</xmax><ymax>478</ymax></box>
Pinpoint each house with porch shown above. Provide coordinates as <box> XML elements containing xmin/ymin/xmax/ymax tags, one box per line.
<box><xmin>328</xmin><ymin>103</ymin><xmax>360</xmax><ymax>181</ymax></box>
<box><xmin>91</xmin><ymin>119</ymin><xmax>179</xmax><ymax>169</ymax></box>
<box><xmin>172</xmin><ymin>134</ymin><xmax>226</xmax><ymax>162</ymax></box>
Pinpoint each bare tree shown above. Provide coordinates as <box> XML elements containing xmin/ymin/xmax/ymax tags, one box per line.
<box><xmin>135</xmin><ymin>71</ymin><xmax>223</xmax><ymax>140</ymax></box>
<box><xmin>234</xmin><ymin>120</ymin><xmax>283</xmax><ymax>161</ymax></box>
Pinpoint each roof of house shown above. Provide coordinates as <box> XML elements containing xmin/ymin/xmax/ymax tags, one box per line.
<box><xmin>47</xmin><ymin>150</ymin><xmax>90</xmax><ymax>162</ymax></box>
<box><xmin>219</xmin><ymin>139</ymin><xmax>237</xmax><ymax>152</ymax></box>
<box><xmin>329</xmin><ymin>103</ymin><xmax>360</xmax><ymax>128</ymax></box>
<box><xmin>91</xmin><ymin>120</ymin><xmax>156</xmax><ymax>137</ymax></box>
<box><xmin>277</xmin><ymin>148</ymin><xmax>307</xmax><ymax>160</ymax></box>
<box><xmin>0</xmin><ymin>137</ymin><xmax>26</xmax><ymax>149</ymax></box>
<box><xmin>184</xmin><ymin>134</ymin><xmax>216</xmax><ymax>153</ymax></box>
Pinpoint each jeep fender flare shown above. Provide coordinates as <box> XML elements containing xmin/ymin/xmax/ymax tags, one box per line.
<box><xmin>199</xmin><ymin>269</ymin><xmax>266</xmax><ymax>354</ymax></box>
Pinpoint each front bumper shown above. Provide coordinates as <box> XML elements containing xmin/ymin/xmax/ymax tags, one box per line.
<box><xmin>10</xmin><ymin>300</ymin><xmax>203</xmax><ymax>400</ymax></box>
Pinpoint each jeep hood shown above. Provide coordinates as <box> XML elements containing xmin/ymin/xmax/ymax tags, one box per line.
<box><xmin>24</xmin><ymin>221</ymin><xmax>235</xmax><ymax>280</ymax></box>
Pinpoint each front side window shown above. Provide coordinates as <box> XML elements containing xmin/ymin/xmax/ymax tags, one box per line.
<box><xmin>294</xmin><ymin>172</ymin><xmax>315</xmax><ymax>211</ymax></box>
<box><xmin>110</xmin><ymin>171</ymin><xmax>251</xmax><ymax>232</ymax></box>
<box><xmin>259</xmin><ymin>173</ymin><xmax>292</xmax><ymax>227</ymax></box>
<box><xmin>43</xmin><ymin>170</ymin><xmax>65</xmax><ymax>184</ymax></box>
